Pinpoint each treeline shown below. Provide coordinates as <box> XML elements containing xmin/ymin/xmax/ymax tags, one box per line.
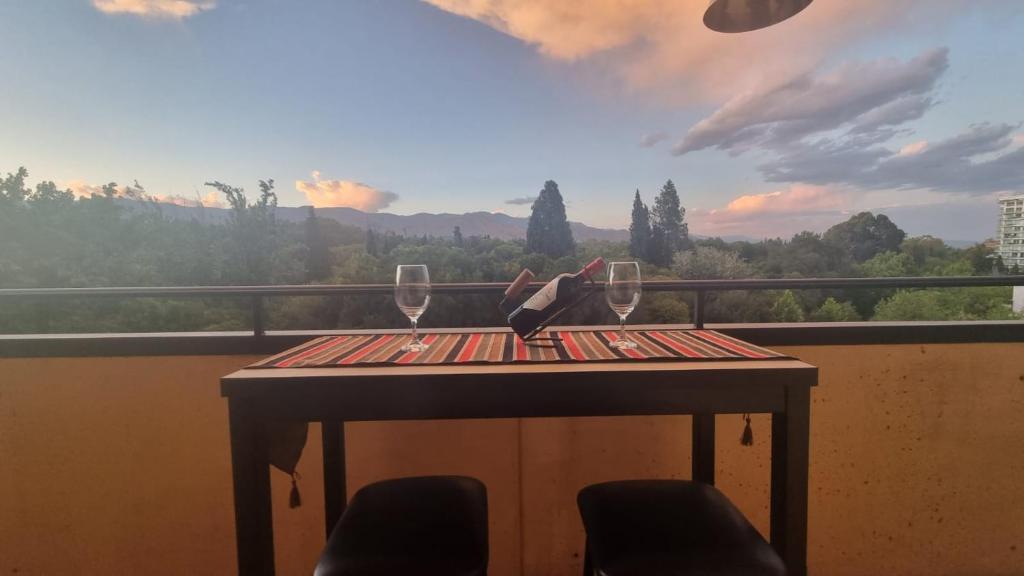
<box><xmin>0</xmin><ymin>167</ymin><xmax>1018</xmax><ymax>333</ymax></box>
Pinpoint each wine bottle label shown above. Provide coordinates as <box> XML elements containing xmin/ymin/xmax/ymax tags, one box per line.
<box><xmin>522</xmin><ymin>274</ymin><xmax>567</xmax><ymax>311</ymax></box>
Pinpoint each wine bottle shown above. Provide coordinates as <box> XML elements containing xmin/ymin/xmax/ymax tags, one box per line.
<box><xmin>508</xmin><ymin>257</ymin><xmax>606</xmax><ymax>340</ymax></box>
<box><xmin>499</xmin><ymin>269</ymin><xmax>535</xmax><ymax>315</ymax></box>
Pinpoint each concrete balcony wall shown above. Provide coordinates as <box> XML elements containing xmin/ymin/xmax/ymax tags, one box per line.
<box><xmin>1</xmin><ymin>342</ymin><xmax>1023</xmax><ymax>575</ymax></box>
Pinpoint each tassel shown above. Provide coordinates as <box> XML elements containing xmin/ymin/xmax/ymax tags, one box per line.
<box><xmin>740</xmin><ymin>414</ymin><xmax>754</xmax><ymax>446</ymax></box>
<box><xmin>289</xmin><ymin>472</ymin><xmax>302</xmax><ymax>509</ymax></box>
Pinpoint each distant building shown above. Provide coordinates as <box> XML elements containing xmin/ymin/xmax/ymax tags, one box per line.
<box><xmin>997</xmin><ymin>193</ymin><xmax>1024</xmax><ymax>270</ymax></box>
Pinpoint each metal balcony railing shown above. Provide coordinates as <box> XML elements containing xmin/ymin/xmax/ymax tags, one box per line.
<box><xmin>1</xmin><ymin>275</ymin><xmax>1022</xmax><ymax>336</ymax></box>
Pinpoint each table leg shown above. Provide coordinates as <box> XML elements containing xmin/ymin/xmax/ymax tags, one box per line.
<box><xmin>321</xmin><ymin>421</ymin><xmax>347</xmax><ymax>538</ymax></box>
<box><xmin>692</xmin><ymin>413</ymin><xmax>716</xmax><ymax>485</ymax></box>
<box><xmin>228</xmin><ymin>397</ymin><xmax>275</xmax><ymax>576</ymax></box>
<box><xmin>770</xmin><ymin>384</ymin><xmax>810</xmax><ymax>576</ymax></box>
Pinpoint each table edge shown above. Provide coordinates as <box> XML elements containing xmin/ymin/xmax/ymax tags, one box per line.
<box><xmin>220</xmin><ymin>359</ymin><xmax>818</xmax><ymax>397</ymax></box>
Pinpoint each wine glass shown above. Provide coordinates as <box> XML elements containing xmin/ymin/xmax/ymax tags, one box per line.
<box><xmin>605</xmin><ymin>261</ymin><xmax>642</xmax><ymax>350</ymax></box>
<box><xmin>395</xmin><ymin>265</ymin><xmax>431</xmax><ymax>352</ymax></box>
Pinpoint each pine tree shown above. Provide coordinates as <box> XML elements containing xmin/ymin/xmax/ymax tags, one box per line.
<box><xmin>303</xmin><ymin>207</ymin><xmax>331</xmax><ymax>282</ymax></box>
<box><xmin>526</xmin><ymin>180</ymin><xmax>575</xmax><ymax>257</ymax></box>
<box><xmin>628</xmin><ymin>190</ymin><xmax>652</xmax><ymax>261</ymax></box>
<box><xmin>453</xmin><ymin>225</ymin><xmax>464</xmax><ymax>247</ymax></box>
<box><xmin>651</xmin><ymin>179</ymin><xmax>690</xmax><ymax>252</ymax></box>
<box><xmin>649</xmin><ymin>224</ymin><xmax>670</xmax><ymax>267</ymax></box>
<box><xmin>648</xmin><ymin>179</ymin><xmax>691</xmax><ymax>267</ymax></box>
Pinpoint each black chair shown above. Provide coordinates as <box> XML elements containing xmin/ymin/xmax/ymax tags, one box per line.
<box><xmin>577</xmin><ymin>480</ymin><xmax>786</xmax><ymax>576</ymax></box>
<box><xmin>314</xmin><ymin>476</ymin><xmax>488</xmax><ymax>576</ymax></box>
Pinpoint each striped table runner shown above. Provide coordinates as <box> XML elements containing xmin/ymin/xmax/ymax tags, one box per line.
<box><xmin>250</xmin><ymin>329</ymin><xmax>789</xmax><ymax>368</ymax></box>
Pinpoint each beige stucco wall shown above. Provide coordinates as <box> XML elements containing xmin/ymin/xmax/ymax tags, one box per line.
<box><xmin>1</xmin><ymin>343</ymin><xmax>1022</xmax><ymax>575</ymax></box>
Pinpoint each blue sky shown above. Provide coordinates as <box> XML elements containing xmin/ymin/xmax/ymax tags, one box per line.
<box><xmin>2</xmin><ymin>1</ymin><xmax>1022</xmax><ymax>240</ymax></box>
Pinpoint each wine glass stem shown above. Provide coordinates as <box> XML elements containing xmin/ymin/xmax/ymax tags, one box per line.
<box><xmin>619</xmin><ymin>316</ymin><xmax>626</xmax><ymax>342</ymax></box>
<box><xmin>411</xmin><ymin>318</ymin><xmax>418</xmax><ymax>343</ymax></box>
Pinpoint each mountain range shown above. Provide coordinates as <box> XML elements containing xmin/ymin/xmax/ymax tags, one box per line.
<box><xmin>124</xmin><ymin>200</ymin><xmax>984</xmax><ymax>247</ymax></box>
<box><xmin>152</xmin><ymin>198</ymin><xmax>990</xmax><ymax>247</ymax></box>
<box><xmin>130</xmin><ymin>201</ymin><xmax>632</xmax><ymax>242</ymax></box>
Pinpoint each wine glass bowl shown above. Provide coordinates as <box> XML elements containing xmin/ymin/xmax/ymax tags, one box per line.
<box><xmin>605</xmin><ymin>262</ymin><xmax>642</xmax><ymax>350</ymax></box>
<box><xmin>395</xmin><ymin>265</ymin><xmax>431</xmax><ymax>352</ymax></box>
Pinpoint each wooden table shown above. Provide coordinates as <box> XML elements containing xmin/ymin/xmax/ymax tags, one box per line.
<box><xmin>222</xmin><ymin>331</ymin><xmax>817</xmax><ymax>576</ymax></box>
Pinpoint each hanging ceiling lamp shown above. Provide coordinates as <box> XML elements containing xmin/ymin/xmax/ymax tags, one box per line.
<box><xmin>703</xmin><ymin>0</ymin><xmax>813</xmax><ymax>33</ymax></box>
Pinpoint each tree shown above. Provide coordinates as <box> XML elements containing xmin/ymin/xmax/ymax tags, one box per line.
<box><xmin>650</xmin><ymin>180</ymin><xmax>690</xmax><ymax>266</ymax></box>
<box><xmin>0</xmin><ymin>167</ymin><xmax>30</xmax><ymax>204</ymax></box>
<box><xmin>770</xmin><ymin>290</ymin><xmax>805</xmax><ymax>322</ymax></box>
<box><xmin>453</xmin><ymin>225</ymin><xmax>464</xmax><ymax>247</ymax></box>
<box><xmin>900</xmin><ymin>235</ymin><xmax>952</xmax><ymax>271</ymax></box>
<box><xmin>859</xmin><ymin>251</ymin><xmax>914</xmax><ymax>278</ymax></box>
<box><xmin>809</xmin><ymin>297</ymin><xmax>860</xmax><ymax>322</ymax></box>
<box><xmin>27</xmin><ymin>180</ymin><xmax>75</xmax><ymax>210</ymax></box>
<box><xmin>628</xmin><ymin>190</ymin><xmax>652</xmax><ymax>261</ymax></box>
<box><xmin>674</xmin><ymin>246</ymin><xmax>753</xmax><ymax>279</ymax></box>
<box><xmin>872</xmin><ymin>290</ymin><xmax>946</xmax><ymax>321</ymax></box>
<box><xmin>303</xmin><ymin>207</ymin><xmax>331</xmax><ymax>282</ymax></box>
<box><xmin>961</xmin><ymin>243</ymin><xmax>1001</xmax><ymax>275</ymax></box>
<box><xmin>525</xmin><ymin>180</ymin><xmax>575</xmax><ymax>258</ymax></box>
<box><xmin>823</xmin><ymin>212</ymin><xmax>905</xmax><ymax>262</ymax></box>
<box><xmin>759</xmin><ymin>231</ymin><xmax>845</xmax><ymax>278</ymax></box>
<box><xmin>643</xmin><ymin>294</ymin><xmax>691</xmax><ymax>324</ymax></box>
<box><xmin>649</xmin><ymin>225</ymin><xmax>670</xmax><ymax>268</ymax></box>
<box><xmin>874</xmin><ymin>287</ymin><xmax>1018</xmax><ymax>321</ymax></box>
<box><xmin>204</xmin><ymin>179</ymin><xmax>279</xmax><ymax>284</ymax></box>
<box><xmin>365</xmin><ymin>229</ymin><xmax>380</xmax><ymax>256</ymax></box>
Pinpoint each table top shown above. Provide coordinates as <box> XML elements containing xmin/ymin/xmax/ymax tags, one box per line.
<box><xmin>222</xmin><ymin>326</ymin><xmax>816</xmax><ymax>399</ymax></box>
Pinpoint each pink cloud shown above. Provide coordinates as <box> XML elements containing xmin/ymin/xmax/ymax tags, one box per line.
<box><xmin>65</xmin><ymin>180</ymin><xmax>107</xmax><ymax>199</ymax></box>
<box><xmin>64</xmin><ymin>179</ymin><xmax>223</xmax><ymax>207</ymax></box>
<box><xmin>151</xmin><ymin>191</ymin><xmax>224</xmax><ymax>208</ymax></box>
<box><xmin>721</xmin><ymin>185</ymin><xmax>847</xmax><ymax>214</ymax></box>
<box><xmin>91</xmin><ymin>0</ymin><xmax>214</xmax><ymax>19</ymax></box>
<box><xmin>424</xmin><ymin>0</ymin><xmax>965</xmax><ymax>103</ymax></box>
<box><xmin>296</xmin><ymin>171</ymin><xmax>398</xmax><ymax>212</ymax></box>
<box><xmin>690</xmin><ymin>185</ymin><xmax>850</xmax><ymax>237</ymax></box>
<box><xmin>898</xmin><ymin>140</ymin><xmax>929</xmax><ymax>156</ymax></box>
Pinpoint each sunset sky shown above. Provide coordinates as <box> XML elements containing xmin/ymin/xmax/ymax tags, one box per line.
<box><xmin>2</xmin><ymin>0</ymin><xmax>1023</xmax><ymax>240</ymax></box>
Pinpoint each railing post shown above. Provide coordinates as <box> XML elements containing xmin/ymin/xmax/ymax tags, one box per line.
<box><xmin>694</xmin><ymin>290</ymin><xmax>706</xmax><ymax>329</ymax></box>
<box><xmin>252</xmin><ymin>295</ymin><xmax>265</xmax><ymax>338</ymax></box>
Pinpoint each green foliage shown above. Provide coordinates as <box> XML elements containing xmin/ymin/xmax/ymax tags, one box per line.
<box><xmin>628</xmin><ymin>190</ymin><xmax>652</xmax><ymax>260</ymax></box>
<box><xmin>642</xmin><ymin>294</ymin><xmax>691</xmax><ymax>324</ymax></box>
<box><xmin>858</xmin><ymin>251</ymin><xmax>914</xmax><ymax>277</ymax></box>
<box><xmin>0</xmin><ymin>167</ymin><xmax>30</xmax><ymax>203</ymax></box>
<box><xmin>2</xmin><ymin>166</ymin><xmax>1019</xmax><ymax>333</ymax></box>
<box><xmin>674</xmin><ymin>246</ymin><xmax>753</xmax><ymax>279</ymax></box>
<box><xmin>304</xmin><ymin>207</ymin><xmax>331</xmax><ymax>282</ymax></box>
<box><xmin>900</xmin><ymin>235</ymin><xmax>953</xmax><ymax>272</ymax></box>
<box><xmin>770</xmin><ymin>290</ymin><xmax>805</xmax><ymax>322</ymax></box>
<box><xmin>961</xmin><ymin>243</ymin><xmax>1002</xmax><ymax>275</ymax></box>
<box><xmin>873</xmin><ymin>287</ymin><xmax>1019</xmax><ymax>321</ymax></box>
<box><xmin>526</xmin><ymin>180</ymin><xmax>574</xmax><ymax>257</ymax></box>
<box><xmin>205</xmin><ymin>179</ymin><xmax>280</xmax><ymax>284</ymax></box>
<box><xmin>648</xmin><ymin>180</ymin><xmax>690</xmax><ymax>266</ymax></box>
<box><xmin>809</xmin><ymin>298</ymin><xmax>860</xmax><ymax>322</ymax></box>
<box><xmin>760</xmin><ymin>232</ymin><xmax>847</xmax><ymax>277</ymax></box>
<box><xmin>823</xmin><ymin>212</ymin><xmax>905</xmax><ymax>263</ymax></box>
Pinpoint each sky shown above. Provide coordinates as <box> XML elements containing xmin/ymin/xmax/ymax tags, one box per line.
<box><xmin>2</xmin><ymin>0</ymin><xmax>1023</xmax><ymax>241</ymax></box>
